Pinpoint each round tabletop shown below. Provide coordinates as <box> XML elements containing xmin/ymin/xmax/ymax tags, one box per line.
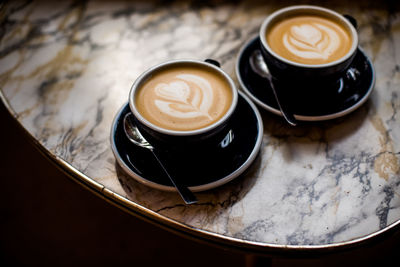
<box><xmin>1</xmin><ymin>0</ymin><xmax>399</xmax><ymax>255</ymax></box>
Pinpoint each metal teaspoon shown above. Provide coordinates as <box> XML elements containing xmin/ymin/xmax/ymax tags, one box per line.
<box><xmin>249</xmin><ymin>49</ymin><xmax>298</xmax><ymax>126</ymax></box>
<box><xmin>123</xmin><ymin>112</ymin><xmax>198</xmax><ymax>204</ymax></box>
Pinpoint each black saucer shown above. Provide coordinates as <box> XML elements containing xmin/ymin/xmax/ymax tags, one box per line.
<box><xmin>110</xmin><ymin>91</ymin><xmax>263</xmax><ymax>192</ymax></box>
<box><xmin>236</xmin><ymin>36</ymin><xmax>375</xmax><ymax>121</ymax></box>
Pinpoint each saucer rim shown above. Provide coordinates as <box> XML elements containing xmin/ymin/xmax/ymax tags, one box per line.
<box><xmin>110</xmin><ymin>91</ymin><xmax>264</xmax><ymax>192</ymax></box>
<box><xmin>235</xmin><ymin>35</ymin><xmax>376</xmax><ymax>121</ymax></box>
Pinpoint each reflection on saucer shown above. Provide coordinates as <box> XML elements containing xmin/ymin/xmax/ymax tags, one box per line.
<box><xmin>236</xmin><ymin>36</ymin><xmax>375</xmax><ymax>121</ymax></box>
<box><xmin>110</xmin><ymin>91</ymin><xmax>263</xmax><ymax>192</ymax></box>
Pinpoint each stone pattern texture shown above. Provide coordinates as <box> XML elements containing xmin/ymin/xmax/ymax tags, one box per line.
<box><xmin>1</xmin><ymin>0</ymin><xmax>399</xmax><ymax>247</ymax></box>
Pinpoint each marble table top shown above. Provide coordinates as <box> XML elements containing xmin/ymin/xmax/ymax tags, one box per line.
<box><xmin>1</xmin><ymin>0</ymin><xmax>399</xmax><ymax>252</ymax></box>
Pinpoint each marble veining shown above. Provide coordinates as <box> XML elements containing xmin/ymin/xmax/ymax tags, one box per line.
<box><xmin>1</xmin><ymin>0</ymin><xmax>399</xmax><ymax>247</ymax></box>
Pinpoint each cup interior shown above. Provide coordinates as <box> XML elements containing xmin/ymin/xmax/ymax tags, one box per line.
<box><xmin>260</xmin><ymin>5</ymin><xmax>358</xmax><ymax>68</ymax></box>
<box><xmin>129</xmin><ymin>60</ymin><xmax>238</xmax><ymax>137</ymax></box>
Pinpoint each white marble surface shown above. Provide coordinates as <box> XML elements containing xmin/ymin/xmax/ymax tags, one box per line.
<box><xmin>1</xmin><ymin>0</ymin><xmax>399</xmax><ymax>248</ymax></box>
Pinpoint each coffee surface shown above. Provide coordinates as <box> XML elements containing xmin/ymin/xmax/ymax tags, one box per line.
<box><xmin>267</xmin><ymin>15</ymin><xmax>352</xmax><ymax>65</ymax></box>
<box><xmin>135</xmin><ymin>64</ymin><xmax>232</xmax><ymax>131</ymax></box>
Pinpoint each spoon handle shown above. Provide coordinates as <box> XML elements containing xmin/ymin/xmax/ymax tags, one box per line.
<box><xmin>151</xmin><ymin>150</ymin><xmax>198</xmax><ymax>204</ymax></box>
<box><xmin>269</xmin><ymin>79</ymin><xmax>298</xmax><ymax>127</ymax></box>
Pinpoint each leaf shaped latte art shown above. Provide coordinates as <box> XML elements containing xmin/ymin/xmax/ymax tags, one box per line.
<box><xmin>154</xmin><ymin>74</ymin><xmax>213</xmax><ymax>120</ymax></box>
<box><xmin>283</xmin><ymin>23</ymin><xmax>340</xmax><ymax>60</ymax></box>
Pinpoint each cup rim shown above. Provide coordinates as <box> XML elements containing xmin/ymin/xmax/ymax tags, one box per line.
<box><xmin>129</xmin><ymin>59</ymin><xmax>238</xmax><ymax>137</ymax></box>
<box><xmin>259</xmin><ymin>5</ymin><xmax>359</xmax><ymax>68</ymax></box>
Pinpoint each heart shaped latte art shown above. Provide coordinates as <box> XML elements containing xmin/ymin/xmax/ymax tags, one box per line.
<box><xmin>155</xmin><ymin>81</ymin><xmax>190</xmax><ymax>103</ymax></box>
<box><xmin>291</xmin><ymin>24</ymin><xmax>322</xmax><ymax>46</ymax></box>
<box><xmin>153</xmin><ymin>74</ymin><xmax>213</xmax><ymax>120</ymax></box>
<box><xmin>283</xmin><ymin>22</ymin><xmax>340</xmax><ymax>60</ymax></box>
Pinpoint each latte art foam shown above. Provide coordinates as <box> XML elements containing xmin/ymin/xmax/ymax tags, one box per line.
<box><xmin>267</xmin><ymin>15</ymin><xmax>352</xmax><ymax>65</ymax></box>
<box><xmin>154</xmin><ymin>74</ymin><xmax>213</xmax><ymax>120</ymax></box>
<box><xmin>284</xmin><ymin>23</ymin><xmax>340</xmax><ymax>60</ymax></box>
<box><xmin>135</xmin><ymin>65</ymin><xmax>232</xmax><ymax>131</ymax></box>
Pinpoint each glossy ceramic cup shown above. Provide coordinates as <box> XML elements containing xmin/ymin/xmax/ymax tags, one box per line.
<box><xmin>128</xmin><ymin>59</ymin><xmax>238</xmax><ymax>150</ymax></box>
<box><xmin>259</xmin><ymin>5</ymin><xmax>359</xmax><ymax>85</ymax></box>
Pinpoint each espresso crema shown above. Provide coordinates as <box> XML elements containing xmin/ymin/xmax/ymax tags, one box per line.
<box><xmin>267</xmin><ymin>15</ymin><xmax>352</xmax><ymax>65</ymax></box>
<box><xmin>135</xmin><ymin>65</ymin><xmax>232</xmax><ymax>131</ymax></box>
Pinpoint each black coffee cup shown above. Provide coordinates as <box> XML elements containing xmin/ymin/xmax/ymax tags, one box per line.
<box><xmin>259</xmin><ymin>5</ymin><xmax>359</xmax><ymax>88</ymax></box>
<box><xmin>128</xmin><ymin>59</ymin><xmax>238</xmax><ymax>152</ymax></box>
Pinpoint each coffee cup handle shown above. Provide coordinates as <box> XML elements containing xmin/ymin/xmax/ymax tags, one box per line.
<box><xmin>343</xmin><ymin>14</ymin><xmax>358</xmax><ymax>29</ymax></box>
<box><xmin>205</xmin><ymin>59</ymin><xmax>221</xmax><ymax>68</ymax></box>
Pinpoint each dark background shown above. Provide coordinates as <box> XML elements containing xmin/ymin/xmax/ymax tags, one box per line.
<box><xmin>1</xmin><ymin>100</ymin><xmax>399</xmax><ymax>266</ymax></box>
